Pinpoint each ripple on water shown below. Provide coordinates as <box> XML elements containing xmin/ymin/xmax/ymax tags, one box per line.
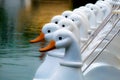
<box><xmin>0</xmin><ymin>0</ymin><xmax>48</xmax><ymax>80</ymax></box>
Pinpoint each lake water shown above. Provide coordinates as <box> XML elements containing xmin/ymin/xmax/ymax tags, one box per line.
<box><xmin>0</xmin><ymin>0</ymin><xmax>45</xmax><ymax>80</ymax></box>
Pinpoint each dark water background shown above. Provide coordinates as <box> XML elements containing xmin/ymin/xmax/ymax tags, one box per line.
<box><xmin>0</xmin><ymin>0</ymin><xmax>44</xmax><ymax>80</ymax></box>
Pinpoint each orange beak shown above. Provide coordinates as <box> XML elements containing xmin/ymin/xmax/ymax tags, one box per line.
<box><xmin>40</xmin><ymin>40</ymin><xmax>56</xmax><ymax>52</ymax></box>
<box><xmin>30</xmin><ymin>32</ymin><xmax>45</xmax><ymax>43</ymax></box>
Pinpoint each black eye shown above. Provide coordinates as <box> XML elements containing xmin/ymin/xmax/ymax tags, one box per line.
<box><xmin>100</xmin><ymin>7</ymin><xmax>102</xmax><ymax>9</ymax></box>
<box><xmin>55</xmin><ymin>21</ymin><xmax>58</xmax><ymax>24</ymax></box>
<box><xmin>47</xmin><ymin>30</ymin><xmax>51</xmax><ymax>33</ymax></box>
<box><xmin>91</xmin><ymin>8</ymin><xmax>93</xmax><ymax>10</ymax></box>
<box><xmin>72</xmin><ymin>19</ymin><xmax>74</xmax><ymax>21</ymax></box>
<box><xmin>59</xmin><ymin>37</ymin><xmax>62</xmax><ymax>40</ymax></box>
<box><xmin>62</xmin><ymin>24</ymin><xmax>65</xmax><ymax>27</ymax></box>
<box><xmin>65</xmin><ymin>16</ymin><xmax>67</xmax><ymax>18</ymax></box>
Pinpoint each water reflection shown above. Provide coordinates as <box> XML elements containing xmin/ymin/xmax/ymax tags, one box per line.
<box><xmin>0</xmin><ymin>0</ymin><xmax>44</xmax><ymax>80</ymax></box>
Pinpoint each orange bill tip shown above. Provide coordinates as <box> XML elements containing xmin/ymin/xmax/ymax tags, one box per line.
<box><xmin>40</xmin><ymin>40</ymin><xmax>56</xmax><ymax>52</ymax></box>
<box><xmin>30</xmin><ymin>32</ymin><xmax>45</xmax><ymax>43</ymax></box>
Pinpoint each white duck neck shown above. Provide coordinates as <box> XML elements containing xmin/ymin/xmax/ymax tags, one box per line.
<box><xmin>80</xmin><ymin>20</ymin><xmax>89</xmax><ymax>39</ymax></box>
<box><xmin>88</xmin><ymin>11</ymin><xmax>97</xmax><ymax>28</ymax></box>
<box><xmin>103</xmin><ymin>8</ymin><xmax>111</xmax><ymax>20</ymax></box>
<box><xmin>62</xmin><ymin>39</ymin><xmax>82</xmax><ymax>63</ymax></box>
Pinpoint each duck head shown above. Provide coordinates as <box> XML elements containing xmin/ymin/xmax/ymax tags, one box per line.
<box><xmin>40</xmin><ymin>29</ymin><xmax>81</xmax><ymax>62</ymax></box>
<box><xmin>30</xmin><ymin>23</ymin><xmax>60</xmax><ymax>43</ymax></box>
<box><xmin>58</xmin><ymin>18</ymin><xmax>77</xmax><ymax>30</ymax></box>
<box><xmin>51</xmin><ymin>15</ymin><xmax>65</xmax><ymax>24</ymax></box>
<box><xmin>96</xmin><ymin>2</ymin><xmax>111</xmax><ymax>19</ymax></box>
<box><xmin>58</xmin><ymin>18</ymin><xmax>80</xmax><ymax>41</ymax></box>
<box><xmin>62</xmin><ymin>10</ymin><xmax>73</xmax><ymax>18</ymax></box>
<box><xmin>86</xmin><ymin>3</ymin><xmax>100</xmax><ymax>16</ymax></box>
<box><xmin>86</xmin><ymin>4</ymin><xmax>104</xmax><ymax>24</ymax></box>
<box><xmin>68</xmin><ymin>13</ymin><xmax>90</xmax><ymax>39</ymax></box>
<box><xmin>40</xmin><ymin>29</ymin><xmax>73</xmax><ymax>52</ymax></box>
<box><xmin>79</xmin><ymin>6</ymin><xmax>97</xmax><ymax>29</ymax></box>
<box><xmin>68</xmin><ymin>13</ymin><xmax>82</xmax><ymax>27</ymax></box>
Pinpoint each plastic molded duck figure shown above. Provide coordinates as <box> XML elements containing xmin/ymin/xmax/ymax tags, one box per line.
<box><xmin>68</xmin><ymin>13</ymin><xmax>90</xmax><ymax>45</ymax></box>
<box><xmin>50</xmin><ymin>18</ymin><xmax>82</xmax><ymax>56</ymax></box>
<box><xmin>58</xmin><ymin>18</ymin><xmax>80</xmax><ymax>44</ymax></box>
<box><xmin>95</xmin><ymin>1</ymin><xmax>112</xmax><ymax>20</ymax></box>
<box><xmin>31</xmin><ymin>19</ymin><xmax>81</xmax><ymax>79</ymax></box>
<box><xmin>50</xmin><ymin>15</ymin><xmax>65</xmax><ymax>24</ymax></box>
<box><xmin>73</xmin><ymin>9</ymin><xmax>94</xmax><ymax>35</ymax></box>
<box><xmin>85</xmin><ymin>3</ymin><xmax>104</xmax><ymax>26</ymax></box>
<box><xmin>79</xmin><ymin>6</ymin><xmax>97</xmax><ymax>32</ymax></box>
<box><xmin>40</xmin><ymin>29</ymin><xmax>84</xmax><ymax>80</ymax></box>
<box><xmin>31</xmin><ymin>23</ymin><xmax>64</xmax><ymax>80</ymax></box>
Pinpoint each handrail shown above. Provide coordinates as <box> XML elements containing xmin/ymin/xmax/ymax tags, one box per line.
<box><xmin>82</xmin><ymin>15</ymin><xmax>120</xmax><ymax>73</ymax></box>
<box><xmin>81</xmin><ymin>6</ymin><xmax>120</xmax><ymax>53</ymax></box>
<box><xmin>82</xmin><ymin>13</ymin><xmax>120</xmax><ymax>64</ymax></box>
